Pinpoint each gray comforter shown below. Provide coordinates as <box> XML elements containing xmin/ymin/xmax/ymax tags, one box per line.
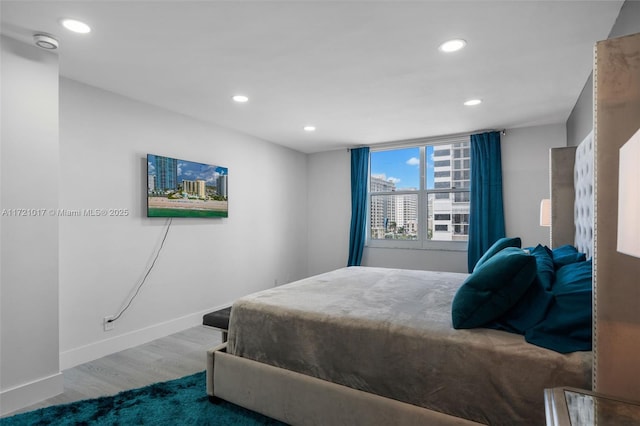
<box><xmin>228</xmin><ymin>266</ymin><xmax>591</xmax><ymax>425</ymax></box>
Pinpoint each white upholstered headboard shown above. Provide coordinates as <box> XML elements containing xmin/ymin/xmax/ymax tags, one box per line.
<box><xmin>573</xmin><ymin>131</ymin><xmax>594</xmax><ymax>259</ymax></box>
<box><xmin>549</xmin><ymin>130</ymin><xmax>594</xmax><ymax>258</ymax></box>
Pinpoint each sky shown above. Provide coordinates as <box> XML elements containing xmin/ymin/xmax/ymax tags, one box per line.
<box><xmin>370</xmin><ymin>147</ymin><xmax>434</xmax><ymax>190</ymax></box>
<box><xmin>148</xmin><ymin>154</ymin><xmax>227</xmax><ymax>185</ymax></box>
<box><xmin>177</xmin><ymin>161</ymin><xmax>227</xmax><ymax>184</ymax></box>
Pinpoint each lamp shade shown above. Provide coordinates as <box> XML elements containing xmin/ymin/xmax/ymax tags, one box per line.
<box><xmin>617</xmin><ymin>128</ymin><xmax>640</xmax><ymax>258</ymax></box>
<box><xmin>540</xmin><ymin>199</ymin><xmax>551</xmax><ymax>227</ymax></box>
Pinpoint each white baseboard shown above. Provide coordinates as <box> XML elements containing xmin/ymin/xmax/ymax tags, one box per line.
<box><xmin>60</xmin><ymin>305</ymin><xmax>229</xmax><ymax>370</ymax></box>
<box><xmin>0</xmin><ymin>372</ymin><xmax>63</xmax><ymax>417</ymax></box>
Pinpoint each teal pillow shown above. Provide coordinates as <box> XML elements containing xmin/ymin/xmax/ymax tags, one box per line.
<box><xmin>452</xmin><ymin>247</ymin><xmax>537</xmax><ymax>329</ymax></box>
<box><xmin>531</xmin><ymin>244</ymin><xmax>555</xmax><ymax>291</ymax></box>
<box><xmin>473</xmin><ymin>237</ymin><xmax>522</xmax><ymax>272</ymax></box>
<box><xmin>489</xmin><ymin>277</ymin><xmax>553</xmax><ymax>335</ymax></box>
<box><xmin>551</xmin><ymin>245</ymin><xmax>586</xmax><ymax>270</ymax></box>
<box><xmin>488</xmin><ymin>245</ymin><xmax>555</xmax><ymax>334</ymax></box>
<box><xmin>525</xmin><ymin>259</ymin><xmax>593</xmax><ymax>353</ymax></box>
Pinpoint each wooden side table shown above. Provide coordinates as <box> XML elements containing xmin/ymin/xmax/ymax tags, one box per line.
<box><xmin>545</xmin><ymin>387</ymin><xmax>640</xmax><ymax>425</ymax></box>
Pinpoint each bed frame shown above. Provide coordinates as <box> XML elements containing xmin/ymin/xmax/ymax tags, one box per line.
<box><xmin>206</xmin><ymin>135</ymin><xmax>594</xmax><ymax>425</ymax></box>
<box><xmin>207</xmin><ymin>344</ymin><xmax>482</xmax><ymax>425</ymax></box>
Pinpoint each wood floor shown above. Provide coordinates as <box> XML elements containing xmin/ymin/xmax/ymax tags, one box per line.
<box><xmin>5</xmin><ymin>325</ymin><xmax>222</xmax><ymax>417</ymax></box>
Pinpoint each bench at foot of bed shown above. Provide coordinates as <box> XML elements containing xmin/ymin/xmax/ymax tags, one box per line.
<box><xmin>203</xmin><ymin>306</ymin><xmax>231</xmax><ymax>342</ymax></box>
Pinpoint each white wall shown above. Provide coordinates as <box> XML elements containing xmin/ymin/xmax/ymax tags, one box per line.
<box><xmin>566</xmin><ymin>0</ymin><xmax>640</xmax><ymax>147</ymax></box>
<box><xmin>0</xmin><ymin>36</ymin><xmax>570</xmax><ymax>415</ymax></box>
<box><xmin>501</xmin><ymin>124</ymin><xmax>566</xmax><ymax>248</ymax></box>
<box><xmin>58</xmin><ymin>78</ymin><xmax>309</xmax><ymax>369</ymax></box>
<box><xmin>308</xmin><ymin>123</ymin><xmax>567</xmax><ymax>274</ymax></box>
<box><xmin>364</xmin><ymin>246</ymin><xmax>468</xmax><ymax>272</ymax></box>
<box><xmin>306</xmin><ymin>150</ymin><xmax>351</xmax><ymax>276</ymax></box>
<box><xmin>0</xmin><ymin>36</ymin><xmax>63</xmax><ymax>415</ymax></box>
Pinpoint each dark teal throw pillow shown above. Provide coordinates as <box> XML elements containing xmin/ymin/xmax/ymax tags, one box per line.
<box><xmin>488</xmin><ymin>244</ymin><xmax>555</xmax><ymax>334</ymax></box>
<box><xmin>525</xmin><ymin>259</ymin><xmax>593</xmax><ymax>353</ymax></box>
<box><xmin>551</xmin><ymin>245</ymin><xmax>586</xmax><ymax>270</ymax></box>
<box><xmin>531</xmin><ymin>244</ymin><xmax>555</xmax><ymax>291</ymax></box>
<box><xmin>473</xmin><ymin>237</ymin><xmax>522</xmax><ymax>272</ymax></box>
<box><xmin>488</xmin><ymin>277</ymin><xmax>553</xmax><ymax>335</ymax></box>
<box><xmin>452</xmin><ymin>247</ymin><xmax>537</xmax><ymax>329</ymax></box>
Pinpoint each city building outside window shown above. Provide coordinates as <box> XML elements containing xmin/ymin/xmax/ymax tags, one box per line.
<box><xmin>368</xmin><ymin>138</ymin><xmax>471</xmax><ymax>250</ymax></box>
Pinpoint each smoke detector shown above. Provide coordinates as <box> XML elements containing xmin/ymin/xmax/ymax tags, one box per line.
<box><xmin>33</xmin><ymin>34</ymin><xmax>58</xmax><ymax>50</ymax></box>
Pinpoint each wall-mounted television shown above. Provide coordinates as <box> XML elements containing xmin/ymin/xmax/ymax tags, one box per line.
<box><xmin>147</xmin><ymin>154</ymin><xmax>228</xmax><ymax>218</ymax></box>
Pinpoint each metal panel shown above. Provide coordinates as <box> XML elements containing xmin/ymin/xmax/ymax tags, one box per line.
<box><xmin>593</xmin><ymin>31</ymin><xmax>640</xmax><ymax>399</ymax></box>
<box><xmin>550</xmin><ymin>146</ymin><xmax>577</xmax><ymax>248</ymax></box>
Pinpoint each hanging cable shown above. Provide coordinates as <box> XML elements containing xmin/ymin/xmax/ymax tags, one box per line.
<box><xmin>107</xmin><ymin>218</ymin><xmax>172</xmax><ymax>324</ymax></box>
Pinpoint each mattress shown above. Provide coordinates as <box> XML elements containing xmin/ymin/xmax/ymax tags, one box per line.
<box><xmin>228</xmin><ymin>266</ymin><xmax>592</xmax><ymax>425</ymax></box>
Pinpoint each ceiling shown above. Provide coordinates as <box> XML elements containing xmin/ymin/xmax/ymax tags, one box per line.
<box><xmin>1</xmin><ymin>1</ymin><xmax>623</xmax><ymax>154</ymax></box>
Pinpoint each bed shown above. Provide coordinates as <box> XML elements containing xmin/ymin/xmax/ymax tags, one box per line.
<box><xmin>207</xmin><ymin>135</ymin><xmax>594</xmax><ymax>425</ymax></box>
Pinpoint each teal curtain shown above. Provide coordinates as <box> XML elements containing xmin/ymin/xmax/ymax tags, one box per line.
<box><xmin>348</xmin><ymin>147</ymin><xmax>370</xmax><ymax>266</ymax></box>
<box><xmin>468</xmin><ymin>132</ymin><xmax>505</xmax><ymax>272</ymax></box>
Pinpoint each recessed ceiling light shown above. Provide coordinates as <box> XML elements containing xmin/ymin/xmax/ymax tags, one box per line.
<box><xmin>438</xmin><ymin>39</ymin><xmax>467</xmax><ymax>53</ymax></box>
<box><xmin>61</xmin><ymin>19</ymin><xmax>91</xmax><ymax>34</ymax></box>
<box><xmin>303</xmin><ymin>126</ymin><xmax>316</xmax><ymax>132</ymax></box>
<box><xmin>232</xmin><ymin>95</ymin><xmax>249</xmax><ymax>103</ymax></box>
<box><xmin>464</xmin><ymin>99</ymin><xmax>482</xmax><ymax>106</ymax></box>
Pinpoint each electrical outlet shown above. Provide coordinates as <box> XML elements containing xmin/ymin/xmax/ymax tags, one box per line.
<box><xmin>103</xmin><ymin>316</ymin><xmax>115</xmax><ymax>331</ymax></box>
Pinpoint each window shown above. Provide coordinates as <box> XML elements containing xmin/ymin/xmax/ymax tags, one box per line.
<box><xmin>368</xmin><ymin>138</ymin><xmax>471</xmax><ymax>249</ymax></box>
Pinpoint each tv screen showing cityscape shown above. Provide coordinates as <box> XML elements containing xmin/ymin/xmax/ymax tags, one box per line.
<box><xmin>147</xmin><ymin>154</ymin><xmax>228</xmax><ymax>218</ymax></box>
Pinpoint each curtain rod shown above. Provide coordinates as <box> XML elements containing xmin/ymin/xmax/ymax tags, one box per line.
<box><xmin>347</xmin><ymin>128</ymin><xmax>506</xmax><ymax>151</ymax></box>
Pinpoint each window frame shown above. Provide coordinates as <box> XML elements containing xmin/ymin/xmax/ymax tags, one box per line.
<box><xmin>366</xmin><ymin>138</ymin><xmax>470</xmax><ymax>252</ymax></box>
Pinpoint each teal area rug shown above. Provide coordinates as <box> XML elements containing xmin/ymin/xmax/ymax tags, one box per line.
<box><xmin>4</xmin><ymin>371</ymin><xmax>286</xmax><ymax>425</ymax></box>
